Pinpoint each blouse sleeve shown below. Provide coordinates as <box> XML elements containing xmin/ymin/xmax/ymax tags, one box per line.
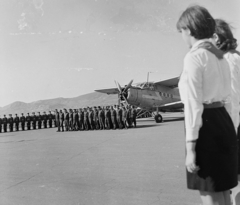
<box><xmin>183</xmin><ymin>54</ymin><xmax>204</xmax><ymax>141</ymax></box>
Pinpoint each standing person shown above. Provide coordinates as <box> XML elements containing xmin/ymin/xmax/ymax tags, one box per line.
<box><xmin>69</xmin><ymin>109</ymin><xmax>73</xmax><ymax>131</ymax></box>
<box><xmin>110</xmin><ymin>106</ymin><xmax>117</xmax><ymax>130</ymax></box>
<box><xmin>83</xmin><ymin>108</ymin><xmax>89</xmax><ymax>131</ymax></box>
<box><xmin>37</xmin><ymin>112</ymin><xmax>42</xmax><ymax>129</ymax></box>
<box><xmin>93</xmin><ymin>107</ymin><xmax>99</xmax><ymax>130</ymax></box>
<box><xmin>177</xmin><ymin>5</ymin><xmax>237</xmax><ymax>205</ymax></box>
<box><xmin>31</xmin><ymin>112</ymin><xmax>37</xmax><ymax>130</ymax></box>
<box><xmin>116</xmin><ymin>105</ymin><xmax>123</xmax><ymax>129</ymax></box>
<box><xmin>98</xmin><ymin>107</ymin><xmax>105</xmax><ymax>130</ymax></box>
<box><xmin>128</xmin><ymin>106</ymin><xmax>133</xmax><ymax>128</ymax></box>
<box><xmin>212</xmin><ymin>19</ymin><xmax>240</xmax><ymax>205</ymax></box>
<box><xmin>104</xmin><ymin>106</ymin><xmax>111</xmax><ymax>130</ymax></box>
<box><xmin>14</xmin><ymin>114</ymin><xmax>19</xmax><ymax>131</ymax></box>
<box><xmin>55</xmin><ymin>109</ymin><xmax>60</xmax><ymax>132</ymax></box>
<box><xmin>42</xmin><ymin>112</ymin><xmax>48</xmax><ymax>128</ymax></box>
<box><xmin>48</xmin><ymin>111</ymin><xmax>53</xmax><ymax>128</ymax></box>
<box><xmin>73</xmin><ymin>109</ymin><xmax>79</xmax><ymax>131</ymax></box>
<box><xmin>2</xmin><ymin>115</ymin><xmax>8</xmax><ymax>132</ymax></box>
<box><xmin>131</xmin><ymin>106</ymin><xmax>137</xmax><ymax>128</ymax></box>
<box><xmin>59</xmin><ymin>110</ymin><xmax>64</xmax><ymax>132</ymax></box>
<box><xmin>122</xmin><ymin>107</ymin><xmax>128</xmax><ymax>129</ymax></box>
<box><xmin>88</xmin><ymin>107</ymin><xmax>94</xmax><ymax>130</ymax></box>
<box><xmin>78</xmin><ymin>108</ymin><xmax>84</xmax><ymax>131</ymax></box>
<box><xmin>26</xmin><ymin>113</ymin><xmax>31</xmax><ymax>130</ymax></box>
<box><xmin>8</xmin><ymin>114</ymin><xmax>14</xmax><ymax>132</ymax></box>
<box><xmin>126</xmin><ymin>106</ymin><xmax>131</xmax><ymax>128</ymax></box>
<box><xmin>63</xmin><ymin>109</ymin><xmax>69</xmax><ymax>131</ymax></box>
<box><xmin>20</xmin><ymin>113</ymin><xmax>26</xmax><ymax>131</ymax></box>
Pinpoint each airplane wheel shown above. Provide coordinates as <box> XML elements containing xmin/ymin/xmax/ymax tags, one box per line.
<box><xmin>155</xmin><ymin>114</ymin><xmax>163</xmax><ymax>123</ymax></box>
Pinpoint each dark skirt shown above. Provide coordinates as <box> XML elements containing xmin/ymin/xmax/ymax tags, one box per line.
<box><xmin>186</xmin><ymin>107</ymin><xmax>238</xmax><ymax>192</ymax></box>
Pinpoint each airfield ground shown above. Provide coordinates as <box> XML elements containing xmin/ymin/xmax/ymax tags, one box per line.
<box><xmin>0</xmin><ymin>112</ymin><xmax>202</xmax><ymax>205</ymax></box>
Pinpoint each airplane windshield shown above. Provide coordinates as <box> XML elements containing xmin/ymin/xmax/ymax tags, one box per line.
<box><xmin>134</xmin><ymin>82</ymin><xmax>155</xmax><ymax>90</ymax></box>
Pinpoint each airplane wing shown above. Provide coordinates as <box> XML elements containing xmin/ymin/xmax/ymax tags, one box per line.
<box><xmin>95</xmin><ymin>88</ymin><xmax>119</xmax><ymax>95</ymax></box>
<box><xmin>154</xmin><ymin>76</ymin><xmax>180</xmax><ymax>88</ymax></box>
<box><xmin>158</xmin><ymin>101</ymin><xmax>183</xmax><ymax>109</ymax></box>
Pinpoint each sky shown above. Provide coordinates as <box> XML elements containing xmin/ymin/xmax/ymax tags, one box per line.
<box><xmin>0</xmin><ymin>0</ymin><xmax>240</xmax><ymax>107</ymax></box>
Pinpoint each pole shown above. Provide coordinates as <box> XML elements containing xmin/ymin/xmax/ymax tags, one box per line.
<box><xmin>147</xmin><ymin>72</ymin><xmax>149</xmax><ymax>87</ymax></box>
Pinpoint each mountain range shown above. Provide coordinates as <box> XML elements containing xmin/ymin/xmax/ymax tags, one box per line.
<box><xmin>0</xmin><ymin>92</ymin><xmax>118</xmax><ymax>115</ymax></box>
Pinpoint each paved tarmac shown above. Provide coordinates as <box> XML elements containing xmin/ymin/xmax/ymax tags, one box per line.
<box><xmin>0</xmin><ymin>113</ymin><xmax>202</xmax><ymax>205</ymax></box>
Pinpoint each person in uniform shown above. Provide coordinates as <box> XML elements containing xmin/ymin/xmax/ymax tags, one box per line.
<box><xmin>0</xmin><ymin>116</ymin><xmax>2</xmax><ymax>133</ymax></box>
<box><xmin>104</xmin><ymin>106</ymin><xmax>111</xmax><ymax>130</ymax></box>
<box><xmin>37</xmin><ymin>112</ymin><xmax>42</xmax><ymax>129</ymax></box>
<box><xmin>128</xmin><ymin>106</ymin><xmax>133</xmax><ymax>128</ymax></box>
<box><xmin>131</xmin><ymin>106</ymin><xmax>137</xmax><ymax>128</ymax></box>
<box><xmin>116</xmin><ymin>105</ymin><xmax>123</xmax><ymax>129</ymax></box>
<box><xmin>83</xmin><ymin>108</ymin><xmax>89</xmax><ymax>131</ymax></box>
<box><xmin>122</xmin><ymin>107</ymin><xmax>128</xmax><ymax>129</ymax></box>
<box><xmin>2</xmin><ymin>115</ymin><xmax>8</xmax><ymax>132</ymax></box>
<box><xmin>42</xmin><ymin>112</ymin><xmax>48</xmax><ymax>128</ymax></box>
<box><xmin>73</xmin><ymin>109</ymin><xmax>79</xmax><ymax>131</ymax></box>
<box><xmin>55</xmin><ymin>109</ymin><xmax>60</xmax><ymax>132</ymax></box>
<box><xmin>31</xmin><ymin>112</ymin><xmax>37</xmax><ymax>129</ymax></box>
<box><xmin>125</xmin><ymin>106</ymin><xmax>131</xmax><ymax>128</ymax></box>
<box><xmin>59</xmin><ymin>110</ymin><xmax>64</xmax><ymax>131</ymax></box>
<box><xmin>110</xmin><ymin>106</ymin><xmax>117</xmax><ymax>130</ymax></box>
<box><xmin>92</xmin><ymin>107</ymin><xmax>99</xmax><ymax>130</ymax></box>
<box><xmin>8</xmin><ymin>114</ymin><xmax>14</xmax><ymax>132</ymax></box>
<box><xmin>177</xmin><ymin>5</ymin><xmax>237</xmax><ymax>204</ymax></box>
<box><xmin>98</xmin><ymin>106</ymin><xmax>105</xmax><ymax>130</ymax></box>
<box><xmin>78</xmin><ymin>108</ymin><xmax>84</xmax><ymax>131</ymax></box>
<box><xmin>88</xmin><ymin>107</ymin><xmax>94</xmax><ymax>130</ymax></box>
<box><xmin>14</xmin><ymin>114</ymin><xmax>20</xmax><ymax>131</ymax></box>
<box><xmin>20</xmin><ymin>113</ymin><xmax>26</xmax><ymax>131</ymax></box>
<box><xmin>64</xmin><ymin>109</ymin><xmax>69</xmax><ymax>131</ymax></box>
<box><xmin>69</xmin><ymin>109</ymin><xmax>73</xmax><ymax>131</ymax></box>
<box><xmin>26</xmin><ymin>113</ymin><xmax>31</xmax><ymax>130</ymax></box>
<box><xmin>48</xmin><ymin>111</ymin><xmax>53</xmax><ymax>128</ymax></box>
<box><xmin>63</xmin><ymin>108</ymin><xmax>69</xmax><ymax>131</ymax></box>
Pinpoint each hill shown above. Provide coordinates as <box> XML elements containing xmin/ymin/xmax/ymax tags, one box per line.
<box><xmin>0</xmin><ymin>92</ymin><xmax>118</xmax><ymax>115</ymax></box>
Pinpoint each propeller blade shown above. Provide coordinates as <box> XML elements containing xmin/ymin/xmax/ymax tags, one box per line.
<box><xmin>117</xmin><ymin>82</ymin><xmax>123</xmax><ymax>93</ymax></box>
<box><xmin>114</xmin><ymin>80</ymin><xmax>122</xmax><ymax>93</ymax></box>
<box><xmin>123</xmin><ymin>79</ymin><xmax>133</xmax><ymax>93</ymax></box>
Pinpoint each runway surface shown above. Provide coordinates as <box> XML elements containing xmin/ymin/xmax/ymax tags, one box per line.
<box><xmin>0</xmin><ymin>113</ymin><xmax>201</xmax><ymax>205</ymax></box>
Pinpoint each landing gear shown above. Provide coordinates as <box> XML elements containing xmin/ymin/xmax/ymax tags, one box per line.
<box><xmin>153</xmin><ymin>107</ymin><xmax>163</xmax><ymax>123</ymax></box>
<box><xmin>154</xmin><ymin>114</ymin><xmax>163</xmax><ymax>123</ymax></box>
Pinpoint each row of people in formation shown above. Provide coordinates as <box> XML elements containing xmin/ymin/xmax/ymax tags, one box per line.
<box><xmin>0</xmin><ymin>105</ymin><xmax>137</xmax><ymax>132</ymax></box>
<box><xmin>55</xmin><ymin>105</ymin><xmax>137</xmax><ymax>131</ymax></box>
<box><xmin>0</xmin><ymin>111</ymin><xmax>56</xmax><ymax>132</ymax></box>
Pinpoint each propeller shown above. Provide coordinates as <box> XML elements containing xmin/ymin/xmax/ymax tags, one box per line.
<box><xmin>114</xmin><ymin>79</ymin><xmax>133</xmax><ymax>105</ymax></box>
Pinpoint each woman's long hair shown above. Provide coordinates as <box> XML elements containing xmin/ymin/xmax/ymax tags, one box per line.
<box><xmin>215</xmin><ymin>19</ymin><xmax>238</xmax><ymax>52</ymax></box>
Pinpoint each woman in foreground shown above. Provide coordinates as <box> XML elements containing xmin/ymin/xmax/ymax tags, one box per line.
<box><xmin>213</xmin><ymin>18</ymin><xmax>240</xmax><ymax>205</ymax></box>
<box><xmin>177</xmin><ymin>5</ymin><xmax>238</xmax><ymax>205</ymax></box>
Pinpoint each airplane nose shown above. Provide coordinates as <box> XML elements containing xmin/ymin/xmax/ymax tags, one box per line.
<box><xmin>127</xmin><ymin>88</ymin><xmax>138</xmax><ymax>105</ymax></box>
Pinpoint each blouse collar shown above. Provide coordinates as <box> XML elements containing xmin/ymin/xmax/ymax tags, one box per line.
<box><xmin>190</xmin><ymin>39</ymin><xmax>210</xmax><ymax>52</ymax></box>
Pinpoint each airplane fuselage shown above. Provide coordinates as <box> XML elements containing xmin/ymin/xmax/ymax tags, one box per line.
<box><xmin>127</xmin><ymin>85</ymin><xmax>180</xmax><ymax>110</ymax></box>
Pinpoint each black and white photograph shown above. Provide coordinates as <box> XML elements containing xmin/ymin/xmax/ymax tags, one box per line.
<box><xmin>0</xmin><ymin>0</ymin><xmax>240</xmax><ymax>204</ymax></box>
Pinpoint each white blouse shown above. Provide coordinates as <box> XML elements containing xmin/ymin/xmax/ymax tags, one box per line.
<box><xmin>225</xmin><ymin>51</ymin><xmax>240</xmax><ymax>132</ymax></box>
<box><xmin>179</xmin><ymin>39</ymin><xmax>232</xmax><ymax>141</ymax></box>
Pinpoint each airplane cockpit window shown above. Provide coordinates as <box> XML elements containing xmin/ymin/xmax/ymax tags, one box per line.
<box><xmin>134</xmin><ymin>82</ymin><xmax>155</xmax><ymax>90</ymax></box>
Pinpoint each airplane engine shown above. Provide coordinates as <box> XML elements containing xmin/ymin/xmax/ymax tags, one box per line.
<box><xmin>127</xmin><ymin>88</ymin><xmax>139</xmax><ymax>106</ymax></box>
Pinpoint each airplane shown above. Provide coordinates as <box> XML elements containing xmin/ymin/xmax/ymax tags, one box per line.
<box><xmin>95</xmin><ymin>76</ymin><xmax>183</xmax><ymax>123</ymax></box>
